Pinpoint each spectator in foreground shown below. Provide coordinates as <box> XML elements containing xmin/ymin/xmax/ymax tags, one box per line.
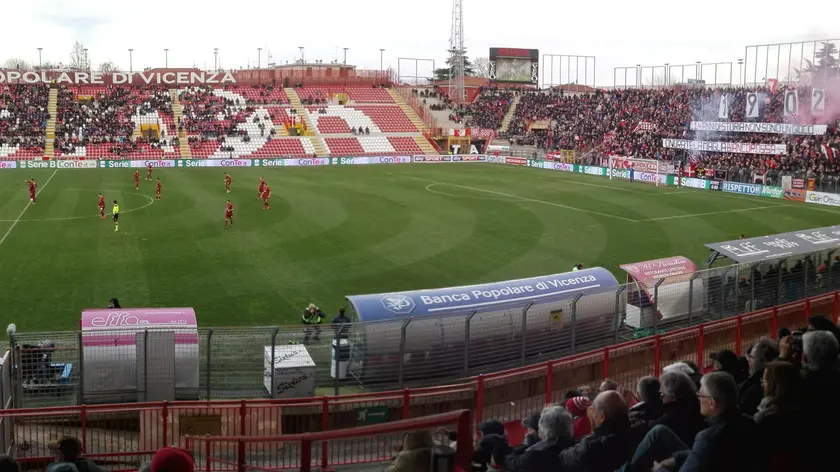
<box><xmin>558</xmin><ymin>391</ymin><xmax>634</xmax><ymax>472</ymax></box>
<box><xmin>628</xmin><ymin>376</ymin><xmax>663</xmax><ymax>429</ymax></box>
<box><xmin>624</xmin><ymin>372</ymin><xmax>756</xmax><ymax>472</ymax></box>
<box><xmin>387</xmin><ymin>430</ymin><xmax>433</xmax><ymax>472</ymax></box>
<box><xmin>150</xmin><ymin>447</ymin><xmax>195</xmax><ymax>472</ymax></box>
<box><xmin>599</xmin><ymin>379</ymin><xmax>618</xmax><ymax>392</ymax></box>
<box><xmin>0</xmin><ymin>455</ymin><xmax>18</xmax><ymax>472</ymax></box>
<box><xmin>653</xmin><ymin>371</ymin><xmax>705</xmax><ymax>448</ymax></box>
<box><xmin>565</xmin><ymin>396</ymin><xmax>592</xmax><ymax>442</ymax></box>
<box><xmin>710</xmin><ymin>349</ymin><xmax>747</xmax><ymax>384</ymax></box>
<box><xmin>47</xmin><ymin>437</ymin><xmax>107</xmax><ymax>472</ymax></box>
<box><xmin>512</xmin><ymin>411</ymin><xmax>541</xmax><ymax>452</ymax></box>
<box><xmin>801</xmin><ymin>330</ymin><xmax>840</xmax><ymax>469</ymax></box>
<box><xmin>504</xmin><ymin>406</ymin><xmax>574</xmax><ymax>472</ymax></box>
<box><xmin>754</xmin><ymin>360</ymin><xmax>804</xmax><ymax>470</ymax></box>
<box><xmin>738</xmin><ymin>338</ymin><xmax>779</xmax><ymax>416</ymax></box>
<box><xmin>661</xmin><ymin>362</ymin><xmax>701</xmax><ymax>389</ymax></box>
<box><xmin>472</xmin><ymin>420</ymin><xmax>510</xmax><ymax>472</ymax></box>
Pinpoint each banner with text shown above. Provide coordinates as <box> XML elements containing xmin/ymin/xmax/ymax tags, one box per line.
<box><xmin>331</xmin><ymin>156</ymin><xmax>412</xmax><ymax>165</ymax></box>
<box><xmin>806</xmin><ymin>191</ymin><xmax>840</xmax><ymax>207</ymax></box>
<box><xmin>679</xmin><ymin>177</ymin><xmax>711</xmax><ymax>190</ymax></box>
<box><xmin>690</xmin><ymin>121</ymin><xmax>827</xmax><ymax>135</ymax></box>
<box><xmin>606</xmin><ymin>157</ymin><xmax>675</xmax><ymax>175</ymax></box>
<box><xmin>254</xmin><ymin>158</ymin><xmax>330</xmax><ymax>167</ymax></box>
<box><xmin>721</xmin><ymin>181</ymin><xmax>762</xmax><ymax>196</ymax></box>
<box><xmin>19</xmin><ymin>159</ymin><xmax>100</xmax><ymax>169</ymax></box>
<box><xmin>662</xmin><ymin>139</ymin><xmax>787</xmax><ymax>155</ymax></box>
<box><xmin>0</xmin><ymin>161</ymin><xmax>18</xmax><ymax>169</ymax></box>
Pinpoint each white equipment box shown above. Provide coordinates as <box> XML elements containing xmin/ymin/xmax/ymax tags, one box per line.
<box><xmin>263</xmin><ymin>345</ymin><xmax>316</xmax><ymax>398</ymax></box>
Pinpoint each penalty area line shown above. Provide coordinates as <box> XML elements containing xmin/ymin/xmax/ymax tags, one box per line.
<box><xmin>0</xmin><ymin>169</ymin><xmax>58</xmax><ymax>248</ymax></box>
<box><xmin>388</xmin><ymin>172</ymin><xmax>638</xmax><ymax>223</ymax></box>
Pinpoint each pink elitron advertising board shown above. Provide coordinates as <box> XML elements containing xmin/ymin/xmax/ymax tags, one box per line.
<box><xmin>81</xmin><ymin>308</ymin><xmax>200</xmax><ymax>403</ymax></box>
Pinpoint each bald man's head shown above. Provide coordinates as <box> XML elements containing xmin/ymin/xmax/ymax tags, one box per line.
<box><xmin>590</xmin><ymin>391</ymin><xmax>627</xmax><ymax>428</ymax></box>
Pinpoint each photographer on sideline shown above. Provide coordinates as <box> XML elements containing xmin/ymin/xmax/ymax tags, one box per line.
<box><xmin>301</xmin><ymin>303</ymin><xmax>325</xmax><ymax>344</ymax></box>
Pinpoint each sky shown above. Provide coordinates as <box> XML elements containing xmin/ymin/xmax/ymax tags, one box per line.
<box><xmin>2</xmin><ymin>0</ymin><xmax>838</xmax><ymax>87</ymax></box>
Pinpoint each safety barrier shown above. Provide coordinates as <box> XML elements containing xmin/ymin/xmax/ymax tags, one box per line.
<box><xmin>184</xmin><ymin>409</ymin><xmax>472</xmax><ymax>472</ymax></box>
<box><xmin>2</xmin><ymin>292</ymin><xmax>836</xmax><ymax>468</ymax></box>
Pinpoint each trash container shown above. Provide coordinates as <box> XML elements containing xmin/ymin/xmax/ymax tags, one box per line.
<box><xmin>331</xmin><ymin>338</ymin><xmax>350</xmax><ymax>379</ymax></box>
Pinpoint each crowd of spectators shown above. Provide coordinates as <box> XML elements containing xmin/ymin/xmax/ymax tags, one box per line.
<box><xmin>389</xmin><ymin>315</ymin><xmax>840</xmax><ymax>472</ymax></box>
<box><xmin>464</xmin><ymin>84</ymin><xmax>839</xmax><ymax>178</ymax></box>
<box><xmin>0</xmin><ymin>84</ymin><xmax>50</xmax><ymax>153</ymax></box>
<box><xmin>179</xmin><ymin>86</ymin><xmax>247</xmax><ymax>137</ymax></box>
<box><xmin>54</xmin><ymin>86</ymin><xmax>174</xmax><ymax>156</ymax></box>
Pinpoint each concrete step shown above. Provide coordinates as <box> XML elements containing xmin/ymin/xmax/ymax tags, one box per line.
<box><xmin>413</xmin><ymin>136</ymin><xmax>438</xmax><ymax>155</ymax></box>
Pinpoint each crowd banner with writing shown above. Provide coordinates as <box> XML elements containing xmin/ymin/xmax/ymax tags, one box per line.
<box><xmin>722</xmin><ymin>181</ymin><xmax>763</xmax><ymax>196</ymax></box>
<box><xmin>689</xmin><ymin>121</ymin><xmax>827</xmax><ymax>135</ymax></box>
<box><xmin>607</xmin><ymin>157</ymin><xmax>675</xmax><ymax>175</ymax></box>
<box><xmin>662</xmin><ymin>139</ymin><xmax>787</xmax><ymax>155</ymax></box>
<box><xmin>806</xmin><ymin>191</ymin><xmax>840</xmax><ymax>207</ymax></box>
<box><xmin>0</xmin><ymin>161</ymin><xmax>18</xmax><ymax>169</ymax></box>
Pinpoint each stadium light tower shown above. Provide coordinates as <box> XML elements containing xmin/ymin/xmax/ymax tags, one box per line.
<box><xmin>164</xmin><ymin>49</ymin><xmax>169</xmax><ymax>68</ymax></box>
<box><xmin>448</xmin><ymin>0</ymin><xmax>465</xmax><ymax>104</ymax></box>
<box><xmin>214</xmin><ymin>48</ymin><xmax>219</xmax><ymax>72</ymax></box>
<box><xmin>737</xmin><ymin>58</ymin><xmax>744</xmax><ymax>85</ymax></box>
<box><xmin>343</xmin><ymin>47</ymin><xmax>349</xmax><ymax>65</ymax></box>
<box><xmin>379</xmin><ymin>48</ymin><xmax>385</xmax><ymax>71</ymax></box>
<box><xmin>84</xmin><ymin>48</ymin><xmax>89</xmax><ymax>70</ymax></box>
<box><xmin>257</xmin><ymin>48</ymin><xmax>262</xmax><ymax>69</ymax></box>
<box><xmin>37</xmin><ymin>48</ymin><xmax>43</xmax><ymax>69</ymax></box>
<box><xmin>299</xmin><ymin>47</ymin><xmax>305</xmax><ymax>64</ymax></box>
<box><xmin>128</xmin><ymin>49</ymin><xmax>133</xmax><ymax>74</ymax></box>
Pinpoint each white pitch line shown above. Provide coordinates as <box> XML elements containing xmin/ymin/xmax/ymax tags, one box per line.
<box><xmin>638</xmin><ymin>205</ymin><xmax>784</xmax><ymax>222</ymax></box>
<box><xmin>0</xmin><ymin>169</ymin><xmax>58</xmax><ymax>248</ymax></box>
<box><xmin>391</xmin><ymin>173</ymin><xmax>637</xmax><ymax>223</ymax></box>
<box><xmin>0</xmin><ymin>190</ymin><xmax>155</xmax><ymax>222</ymax></box>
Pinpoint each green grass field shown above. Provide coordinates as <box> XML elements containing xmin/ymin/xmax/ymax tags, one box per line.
<box><xmin>1</xmin><ymin>162</ymin><xmax>838</xmax><ymax>332</ymax></box>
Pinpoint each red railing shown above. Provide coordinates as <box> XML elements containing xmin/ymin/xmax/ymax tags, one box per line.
<box><xmin>184</xmin><ymin>409</ymin><xmax>472</xmax><ymax>472</ymax></box>
<box><xmin>3</xmin><ymin>293</ymin><xmax>837</xmax><ymax>469</ymax></box>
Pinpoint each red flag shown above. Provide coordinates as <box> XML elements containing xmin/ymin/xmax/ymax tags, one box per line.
<box><xmin>767</xmin><ymin>78</ymin><xmax>779</xmax><ymax>95</ymax></box>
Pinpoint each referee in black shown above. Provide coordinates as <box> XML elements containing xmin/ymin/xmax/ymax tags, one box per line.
<box><xmin>112</xmin><ymin>200</ymin><xmax>120</xmax><ymax>232</ymax></box>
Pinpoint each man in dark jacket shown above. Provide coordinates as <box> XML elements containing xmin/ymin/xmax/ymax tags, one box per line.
<box><xmin>330</xmin><ymin>306</ymin><xmax>352</xmax><ymax>340</ymax></box>
<box><xmin>511</xmin><ymin>411</ymin><xmax>541</xmax><ymax>454</ymax></box>
<box><xmin>651</xmin><ymin>371</ymin><xmax>705</xmax><ymax>448</ymax></box>
<box><xmin>505</xmin><ymin>406</ymin><xmax>573</xmax><ymax>472</ymax></box>
<box><xmin>558</xmin><ymin>390</ymin><xmax>635</xmax><ymax>472</ymax></box>
<box><xmin>629</xmin><ymin>376</ymin><xmax>663</xmax><ymax>428</ymax></box>
<box><xmin>47</xmin><ymin>437</ymin><xmax>107</xmax><ymax>472</ymax></box>
<box><xmin>800</xmin><ymin>330</ymin><xmax>840</xmax><ymax>470</ymax></box>
<box><xmin>472</xmin><ymin>420</ymin><xmax>510</xmax><ymax>472</ymax></box>
<box><xmin>623</xmin><ymin>372</ymin><xmax>756</xmax><ymax>472</ymax></box>
<box><xmin>737</xmin><ymin>338</ymin><xmax>778</xmax><ymax>416</ymax></box>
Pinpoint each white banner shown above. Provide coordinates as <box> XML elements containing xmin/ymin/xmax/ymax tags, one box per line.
<box><xmin>719</xmin><ymin>94</ymin><xmax>730</xmax><ymax>119</ymax></box>
<box><xmin>781</xmin><ymin>175</ymin><xmax>792</xmax><ymax>190</ymax></box>
<box><xmin>784</xmin><ymin>91</ymin><xmax>799</xmax><ymax>117</ymax></box>
<box><xmin>806</xmin><ymin>191</ymin><xmax>840</xmax><ymax>207</ymax></box>
<box><xmin>55</xmin><ymin>160</ymin><xmax>99</xmax><ymax>169</ymax></box>
<box><xmin>812</xmin><ymin>88</ymin><xmax>825</xmax><ymax>115</ymax></box>
<box><xmin>334</xmin><ymin>156</ymin><xmax>411</xmax><ymax>165</ymax></box>
<box><xmin>745</xmin><ymin>93</ymin><xmax>760</xmax><ymax>118</ymax></box>
<box><xmin>0</xmin><ymin>161</ymin><xmax>18</xmax><ymax>169</ymax></box>
<box><xmin>662</xmin><ymin>139</ymin><xmax>787</xmax><ymax>155</ymax></box>
<box><xmin>689</xmin><ymin>121</ymin><xmax>826</xmax><ymax>135</ymax></box>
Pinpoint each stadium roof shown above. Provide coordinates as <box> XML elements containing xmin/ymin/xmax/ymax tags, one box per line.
<box><xmin>705</xmin><ymin>225</ymin><xmax>840</xmax><ymax>265</ymax></box>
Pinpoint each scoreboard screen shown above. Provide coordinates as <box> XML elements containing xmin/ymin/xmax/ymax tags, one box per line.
<box><xmin>489</xmin><ymin>48</ymin><xmax>539</xmax><ymax>84</ymax></box>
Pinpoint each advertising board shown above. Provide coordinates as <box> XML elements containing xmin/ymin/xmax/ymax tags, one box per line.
<box><xmin>806</xmin><ymin>191</ymin><xmax>840</xmax><ymax>207</ymax></box>
<box><xmin>679</xmin><ymin>177</ymin><xmax>711</xmax><ymax>190</ymax></box>
<box><xmin>784</xmin><ymin>188</ymin><xmax>806</xmax><ymax>202</ymax></box>
<box><xmin>722</xmin><ymin>182</ymin><xmax>762</xmax><ymax>196</ymax></box>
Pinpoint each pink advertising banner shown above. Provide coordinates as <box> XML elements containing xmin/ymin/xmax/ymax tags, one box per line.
<box><xmin>81</xmin><ymin>308</ymin><xmax>198</xmax><ymax>346</ymax></box>
<box><xmin>619</xmin><ymin>256</ymin><xmax>697</xmax><ymax>283</ymax></box>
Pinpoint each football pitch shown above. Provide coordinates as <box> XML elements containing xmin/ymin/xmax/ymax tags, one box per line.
<box><xmin>1</xmin><ymin>163</ymin><xmax>838</xmax><ymax>332</ymax></box>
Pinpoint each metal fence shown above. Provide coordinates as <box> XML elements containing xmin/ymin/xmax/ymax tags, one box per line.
<box><xmin>8</xmin><ymin>246</ymin><xmax>837</xmax><ymax>408</ymax></box>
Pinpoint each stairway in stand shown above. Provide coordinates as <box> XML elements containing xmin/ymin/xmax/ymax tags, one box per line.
<box><xmin>308</xmin><ymin>137</ymin><xmax>327</xmax><ymax>157</ymax></box>
<box><xmin>169</xmin><ymin>89</ymin><xmax>192</xmax><ymax>159</ymax></box>
<box><xmin>44</xmin><ymin>88</ymin><xmax>58</xmax><ymax>158</ymax></box>
<box><xmin>499</xmin><ymin>95</ymin><xmax>520</xmax><ymax>134</ymax></box>
<box><xmin>413</xmin><ymin>136</ymin><xmax>438</xmax><ymax>155</ymax></box>
<box><xmin>284</xmin><ymin>88</ymin><xmax>316</xmax><ymax>135</ymax></box>
<box><xmin>387</xmin><ymin>89</ymin><xmax>426</xmax><ymax>131</ymax></box>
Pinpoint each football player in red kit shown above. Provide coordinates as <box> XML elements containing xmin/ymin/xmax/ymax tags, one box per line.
<box><xmin>224</xmin><ymin>173</ymin><xmax>232</xmax><ymax>194</ymax></box>
<box><xmin>146</xmin><ymin>164</ymin><xmax>153</xmax><ymax>181</ymax></box>
<box><xmin>155</xmin><ymin>178</ymin><xmax>162</xmax><ymax>200</ymax></box>
<box><xmin>98</xmin><ymin>193</ymin><xmax>106</xmax><ymax>219</ymax></box>
<box><xmin>25</xmin><ymin>178</ymin><xmax>37</xmax><ymax>203</ymax></box>
<box><xmin>257</xmin><ymin>177</ymin><xmax>265</xmax><ymax>199</ymax></box>
<box><xmin>224</xmin><ymin>200</ymin><xmax>234</xmax><ymax>228</ymax></box>
<box><xmin>262</xmin><ymin>185</ymin><xmax>271</xmax><ymax>210</ymax></box>
<box><xmin>134</xmin><ymin>170</ymin><xmax>140</xmax><ymax>190</ymax></box>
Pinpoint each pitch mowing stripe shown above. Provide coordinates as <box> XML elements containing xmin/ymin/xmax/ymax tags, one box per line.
<box><xmin>638</xmin><ymin>204</ymin><xmax>785</xmax><ymax>222</ymax></box>
<box><xmin>0</xmin><ymin>169</ymin><xmax>57</xmax><ymax>247</ymax></box>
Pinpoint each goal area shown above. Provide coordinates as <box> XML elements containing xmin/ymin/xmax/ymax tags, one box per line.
<box><xmin>607</xmin><ymin>156</ymin><xmax>675</xmax><ymax>187</ymax></box>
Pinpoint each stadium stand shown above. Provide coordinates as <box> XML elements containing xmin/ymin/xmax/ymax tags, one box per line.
<box><xmin>0</xmin><ymin>84</ymin><xmax>49</xmax><ymax>159</ymax></box>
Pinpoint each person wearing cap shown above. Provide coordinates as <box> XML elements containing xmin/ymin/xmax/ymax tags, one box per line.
<box><xmin>513</xmin><ymin>411</ymin><xmax>541</xmax><ymax>452</ymax></box>
<box><xmin>47</xmin><ymin>437</ymin><xmax>106</xmax><ymax>472</ymax></box>
<box><xmin>471</xmin><ymin>420</ymin><xmax>510</xmax><ymax>472</ymax></box>
<box><xmin>710</xmin><ymin>349</ymin><xmax>747</xmax><ymax>384</ymax></box>
<box><xmin>504</xmin><ymin>406</ymin><xmax>573</xmax><ymax>472</ymax></box>
<box><xmin>150</xmin><ymin>447</ymin><xmax>195</xmax><ymax>472</ymax></box>
<box><xmin>565</xmin><ymin>396</ymin><xmax>592</xmax><ymax>442</ymax></box>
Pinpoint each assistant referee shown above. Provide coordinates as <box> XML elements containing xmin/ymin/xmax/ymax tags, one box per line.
<box><xmin>112</xmin><ymin>200</ymin><xmax>120</xmax><ymax>232</ymax></box>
